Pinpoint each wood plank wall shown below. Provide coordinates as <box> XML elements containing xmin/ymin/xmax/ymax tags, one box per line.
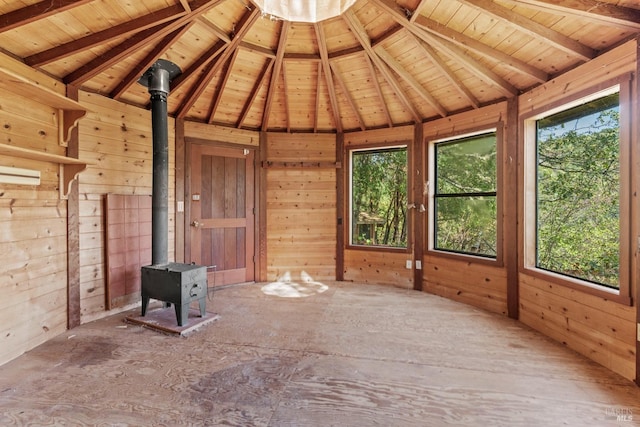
<box><xmin>343</xmin><ymin>126</ymin><xmax>414</xmax><ymax>289</ymax></box>
<box><xmin>518</xmin><ymin>41</ymin><xmax>638</xmax><ymax>381</ymax></box>
<box><xmin>77</xmin><ymin>91</ymin><xmax>175</xmax><ymax>324</ymax></box>
<box><xmin>0</xmin><ymin>56</ymin><xmax>69</xmax><ymax>365</ymax></box>
<box><xmin>265</xmin><ymin>133</ymin><xmax>337</xmax><ymax>282</ymax></box>
<box><xmin>421</xmin><ymin>103</ymin><xmax>509</xmax><ymax>315</ymax></box>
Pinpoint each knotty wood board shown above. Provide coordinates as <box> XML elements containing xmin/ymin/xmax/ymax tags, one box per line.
<box><xmin>104</xmin><ymin>194</ymin><xmax>151</xmax><ymax>310</ymax></box>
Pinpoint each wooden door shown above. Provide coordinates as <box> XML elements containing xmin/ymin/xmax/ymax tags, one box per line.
<box><xmin>189</xmin><ymin>145</ymin><xmax>255</xmax><ymax>286</ymax></box>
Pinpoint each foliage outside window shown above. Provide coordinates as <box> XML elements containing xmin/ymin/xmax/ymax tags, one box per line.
<box><xmin>433</xmin><ymin>132</ymin><xmax>497</xmax><ymax>257</ymax></box>
<box><xmin>535</xmin><ymin>92</ymin><xmax>620</xmax><ymax>289</ymax></box>
<box><xmin>350</xmin><ymin>146</ymin><xmax>407</xmax><ymax>248</ymax></box>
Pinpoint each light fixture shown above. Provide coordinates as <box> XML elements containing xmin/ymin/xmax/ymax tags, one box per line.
<box><xmin>253</xmin><ymin>0</ymin><xmax>357</xmax><ymax>23</ymax></box>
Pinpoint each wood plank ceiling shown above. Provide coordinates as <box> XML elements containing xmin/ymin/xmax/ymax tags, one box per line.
<box><xmin>0</xmin><ymin>0</ymin><xmax>638</xmax><ymax>133</ymax></box>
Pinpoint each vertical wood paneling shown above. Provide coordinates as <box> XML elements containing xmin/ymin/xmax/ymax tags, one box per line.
<box><xmin>266</xmin><ymin>133</ymin><xmax>336</xmax><ymax>282</ymax></box>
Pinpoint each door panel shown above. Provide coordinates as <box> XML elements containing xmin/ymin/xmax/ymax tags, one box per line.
<box><xmin>190</xmin><ymin>144</ymin><xmax>254</xmax><ymax>286</ymax></box>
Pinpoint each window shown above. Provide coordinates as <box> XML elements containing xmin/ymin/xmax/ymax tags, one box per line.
<box><xmin>349</xmin><ymin>146</ymin><xmax>408</xmax><ymax>248</ymax></box>
<box><xmin>534</xmin><ymin>90</ymin><xmax>620</xmax><ymax>289</ymax></box>
<box><xmin>432</xmin><ymin>132</ymin><xmax>497</xmax><ymax>258</ymax></box>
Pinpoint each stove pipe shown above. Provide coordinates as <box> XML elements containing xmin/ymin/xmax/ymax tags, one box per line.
<box><xmin>138</xmin><ymin>59</ymin><xmax>182</xmax><ymax>266</ymax></box>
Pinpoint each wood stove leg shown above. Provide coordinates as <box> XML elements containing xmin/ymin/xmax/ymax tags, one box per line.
<box><xmin>175</xmin><ymin>303</ymin><xmax>188</xmax><ymax>326</ymax></box>
<box><xmin>142</xmin><ymin>295</ymin><xmax>150</xmax><ymax>316</ymax></box>
<box><xmin>198</xmin><ymin>298</ymin><xmax>206</xmax><ymax>317</ymax></box>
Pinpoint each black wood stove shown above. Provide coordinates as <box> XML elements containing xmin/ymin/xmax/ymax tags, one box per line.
<box><xmin>138</xmin><ymin>60</ymin><xmax>208</xmax><ymax>327</ymax></box>
<box><xmin>141</xmin><ymin>263</ymin><xmax>207</xmax><ymax>326</ymax></box>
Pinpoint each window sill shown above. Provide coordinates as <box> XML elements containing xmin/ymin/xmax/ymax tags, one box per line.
<box><xmin>426</xmin><ymin>249</ymin><xmax>502</xmax><ymax>267</ymax></box>
<box><xmin>522</xmin><ymin>267</ymin><xmax>632</xmax><ymax>306</ymax></box>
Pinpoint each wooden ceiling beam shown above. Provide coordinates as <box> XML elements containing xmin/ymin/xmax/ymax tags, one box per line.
<box><xmin>237</xmin><ymin>58</ymin><xmax>274</xmax><ymax>128</ymax></box>
<box><xmin>110</xmin><ymin>24</ymin><xmax>193</xmax><ymax>100</ymax></box>
<box><xmin>413</xmin><ymin>14</ymin><xmax>548</xmax><ymax>83</ymax></box>
<box><xmin>374</xmin><ymin>45</ymin><xmax>448</xmax><ymax>118</ymax></box>
<box><xmin>410</xmin><ymin>0</ymin><xmax>429</xmax><ymax>23</ymax></box>
<box><xmin>458</xmin><ymin>0</ymin><xmax>596</xmax><ymax>61</ymax></box>
<box><xmin>315</xmin><ymin>22</ymin><xmax>342</xmax><ymax>133</ymax></box>
<box><xmin>372</xmin><ymin>0</ymin><xmax>519</xmax><ymax>97</ymax></box>
<box><xmin>413</xmin><ymin>37</ymin><xmax>480</xmax><ymax>109</ymax></box>
<box><xmin>0</xmin><ymin>0</ymin><xmax>93</xmax><ymax>33</ymax></box>
<box><xmin>373</xmin><ymin>0</ymin><xmax>547</xmax><ymax>83</ymax></box>
<box><xmin>509</xmin><ymin>0</ymin><xmax>640</xmax><ymax>31</ymax></box>
<box><xmin>25</xmin><ymin>4</ymin><xmax>187</xmax><ymax>67</ymax></box>
<box><xmin>207</xmin><ymin>48</ymin><xmax>240</xmax><ymax>123</ymax></box>
<box><xmin>362</xmin><ymin>53</ymin><xmax>393</xmax><ymax>128</ymax></box>
<box><xmin>282</xmin><ymin>64</ymin><xmax>292</xmax><ymax>132</ymax></box>
<box><xmin>170</xmin><ymin>40</ymin><xmax>227</xmax><ymax>93</ymax></box>
<box><xmin>314</xmin><ymin>62</ymin><xmax>322</xmax><ymax>132</ymax></box>
<box><xmin>62</xmin><ymin>0</ymin><xmax>224</xmax><ymax>86</ymax></box>
<box><xmin>177</xmin><ymin>7</ymin><xmax>260</xmax><ymax>119</ymax></box>
<box><xmin>330</xmin><ymin>63</ymin><xmax>366</xmax><ymax>131</ymax></box>
<box><xmin>343</xmin><ymin>9</ymin><xmax>421</xmax><ymax>123</ymax></box>
<box><xmin>261</xmin><ymin>21</ymin><xmax>290</xmax><ymax>131</ymax></box>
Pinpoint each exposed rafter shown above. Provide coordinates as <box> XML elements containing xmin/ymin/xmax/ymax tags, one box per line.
<box><xmin>373</xmin><ymin>0</ymin><xmax>548</xmax><ymax>83</ymax></box>
<box><xmin>458</xmin><ymin>0</ymin><xmax>596</xmax><ymax>61</ymax></box>
<box><xmin>510</xmin><ymin>0</ymin><xmax>640</xmax><ymax>31</ymax></box>
<box><xmin>315</xmin><ymin>22</ymin><xmax>342</xmax><ymax>133</ymax></box>
<box><xmin>0</xmin><ymin>0</ymin><xmax>635</xmax><ymax>133</ymax></box>
<box><xmin>0</xmin><ymin>0</ymin><xmax>93</xmax><ymax>33</ymax></box>
<box><xmin>362</xmin><ymin>53</ymin><xmax>393</xmax><ymax>128</ymax></box>
<box><xmin>177</xmin><ymin>7</ymin><xmax>260</xmax><ymax>118</ymax></box>
<box><xmin>237</xmin><ymin>58</ymin><xmax>274</xmax><ymax>129</ymax></box>
<box><xmin>110</xmin><ymin>24</ymin><xmax>194</xmax><ymax>100</ymax></box>
<box><xmin>262</xmin><ymin>21</ymin><xmax>290</xmax><ymax>131</ymax></box>
<box><xmin>342</xmin><ymin>9</ymin><xmax>421</xmax><ymax>124</ymax></box>
<box><xmin>413</xmin><ymin>37</ymin><xmax>480</xmax><ymax>109</ymax></box>
<box><xmin>331</xmin><ymin>61</ymin><xmax>366</xmax><ymax>131</ymax></box>
<box><xmin>374</xmin><ymin>45</ymin><xmax>448</xmax><ymax>118</ymax></box>
<box><xmin>25</xmin><ymin>4</ymin><xmax>187</xmax><ymax>67</ymax></box>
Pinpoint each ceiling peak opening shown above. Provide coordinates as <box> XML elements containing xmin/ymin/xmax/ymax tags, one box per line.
<box><xmin>253</xmin><ymin>0</ymin><xmax>357</xmax><ymax>23</ymax></box>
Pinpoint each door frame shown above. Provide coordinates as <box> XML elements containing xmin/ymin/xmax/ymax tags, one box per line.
<box><xmin>180</xmin><ymin>135</ymin><xmax>260</xmax><ymax>284</ymax></box>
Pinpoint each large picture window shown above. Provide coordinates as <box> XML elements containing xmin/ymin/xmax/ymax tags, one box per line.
<box><xmin>433</xmin><ymin>132</ymin><xmax>497</xmax><ymax>258</ymax></box>
<box><xmin>535</xmin><ymin>91</ymin><xmax>620</xmax><ymax>289</ymax></box>
<box><xmin>350</xmin><ymin>146</ymin><xmax>408</xmax><ymax>248</ymax></box>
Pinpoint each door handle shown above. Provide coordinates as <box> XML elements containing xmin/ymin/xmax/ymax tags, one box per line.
<box><xmin>191</xmin><ymin>220</ymin><xmax>201</xmax><ymax>228</ymax></box>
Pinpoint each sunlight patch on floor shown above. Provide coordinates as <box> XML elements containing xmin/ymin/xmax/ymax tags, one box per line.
<box><xmin>261</xmin><ymin>271</ymin><xmax>329</xmax><ymax>298</ymax></box>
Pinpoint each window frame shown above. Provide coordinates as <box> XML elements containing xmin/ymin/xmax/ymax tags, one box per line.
<box><xmin>521</xmin><ymin>75</ymin><xmax>632</xmax><ymax>305</ymax></box>
<box><xmin>427</xmin><ymin>125</ymin><xmax>504</xmax><ymax>266</ymax></box>
<box><xmin>347</xmin><ymin>142</ymin><xmax>411</xmax><ymax>252</ymax></box>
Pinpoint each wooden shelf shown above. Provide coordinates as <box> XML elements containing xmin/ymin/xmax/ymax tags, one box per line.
<box><xmin>0</xmin><ymin>143</ymin><xmax>91</xmax><ymax>198</ymax></box>
<box><xmin>0</xmin><ymin>66</ymin><xmax>87</xmax><ymax>146</ymax></box>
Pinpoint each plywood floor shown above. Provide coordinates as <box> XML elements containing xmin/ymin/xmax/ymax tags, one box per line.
<box><xmin>0</xmin><ymin>282</ymin><xmax>638</xmax><ymax>426</ymax></box>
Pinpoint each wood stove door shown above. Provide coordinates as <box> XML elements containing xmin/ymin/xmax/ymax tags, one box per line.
<box><xmin>189</xmin><ymin>145</ymin><xmax>255</xmax><ymax>286</ymax></box>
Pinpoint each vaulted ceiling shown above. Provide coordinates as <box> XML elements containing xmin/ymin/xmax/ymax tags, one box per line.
<box><xmin>0</xmin><ymin>0</ymin><xmax>638</xmax><ymax>133</ymax></box>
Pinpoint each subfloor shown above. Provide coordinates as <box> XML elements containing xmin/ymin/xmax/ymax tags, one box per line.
<box><xmin>0</xmin><ymin>281</ymin><xmax>638</xmax><ymax>426</ymax></box>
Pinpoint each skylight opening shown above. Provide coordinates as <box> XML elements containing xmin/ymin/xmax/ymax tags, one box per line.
<box><xmin>253</xmin><ymin>0</ymin><xmax>357</xmax><ymax>23</ymax></box>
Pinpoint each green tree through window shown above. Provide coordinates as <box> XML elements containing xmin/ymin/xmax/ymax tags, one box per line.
<box><xmin>434</xmin><ymin>132</ymin><xmax>497</xmax><ymax>257</ymax></box>
<box><xmin>351</xmin><ymin>147</ymin><xmax>407</xmax><ymax>248</ymax></box>
<box><xmin>536</xmin><ymin>92</ymin><xmax>620</xmax><ymax>288</ymax></box>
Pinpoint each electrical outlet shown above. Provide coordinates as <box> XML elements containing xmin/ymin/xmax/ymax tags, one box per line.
<box><xmin>415</xmin><ymin>260</ymin><xmax>422</xmax><ymax>270</ymax></box>
<box><xmin>406</xmin><ymin>260</ymin><xmax>412</xmax><ymax>269</ymax></box>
